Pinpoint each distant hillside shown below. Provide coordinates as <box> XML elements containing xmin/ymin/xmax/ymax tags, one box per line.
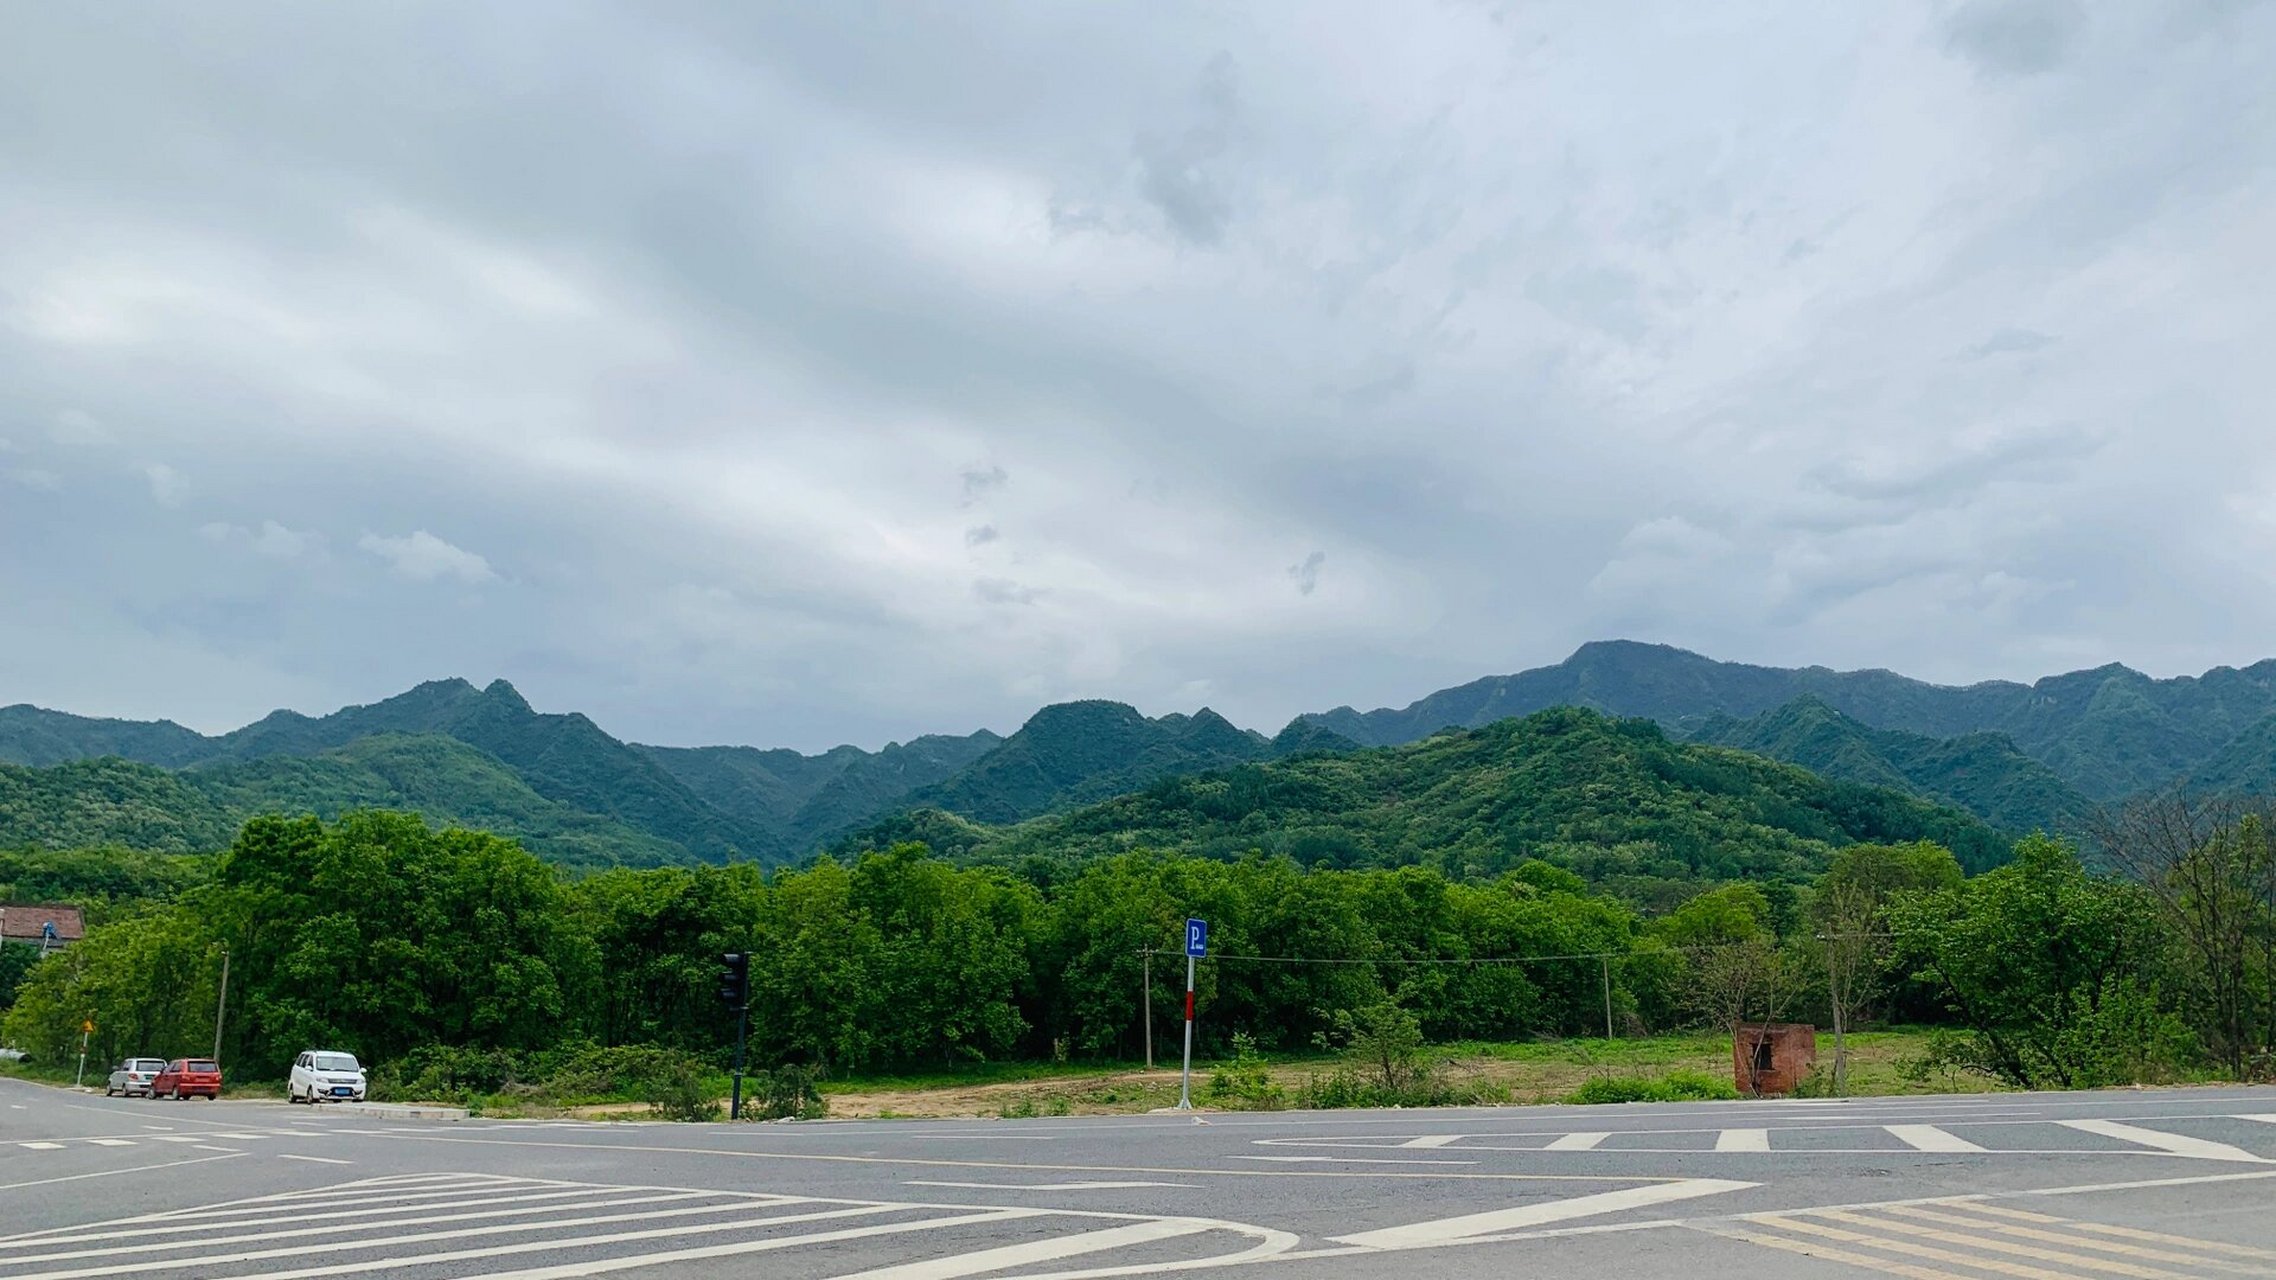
<box><xmin>1690</xmin><ymin>696</ymin><xmax>2094</xmax><ymax>836</ymax></box>
<box><xmin>910</xmin><ymin>701</ymin><xmax>1278</xmax><ymax>824</ymax></box>
<box><xmin>1300</xmin><ymin>640</ymin><xmax>2276</xmax><ymax>801</ymax></box>
<box><xmin>642</xmin><ymin>730</ymin><xmax>1003</xmax><ymax>855</ymax></box>
<box><xmin>1</xmin><ymin>736</ymin><xmax>689</xmax><ymax>867</ymax></box>
<box><xmin>843</xmin><ymin>707</ymin><xmax>2011</xmax><ymax>906</ymax></box>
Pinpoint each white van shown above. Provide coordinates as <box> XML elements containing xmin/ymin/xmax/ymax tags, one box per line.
<box><xmin>288</xmin><ymin>1049</ymin><xmax>367</xmax><ymax>1103</ymax></box>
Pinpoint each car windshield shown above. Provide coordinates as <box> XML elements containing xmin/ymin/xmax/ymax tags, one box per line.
<box><xmin>314</xmin><ymin>1053</ymin><xmax>360</xmax><ymax>1071</ymax></box>
<box><xmin>186</xmin><ymin>1060</ymin><xmax>218</xmax><ymax>1073</ymax></box>
<box><xmin>133</xmin><ymin>1059</ymin><xmax>164</xmax><ymax>1071</ymax></box>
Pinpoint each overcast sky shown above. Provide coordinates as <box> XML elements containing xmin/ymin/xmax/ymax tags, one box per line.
<box><xmin>4</xmin><ymin>2</ymin><xmax>2273</xmax><ymax>751</ymax></box>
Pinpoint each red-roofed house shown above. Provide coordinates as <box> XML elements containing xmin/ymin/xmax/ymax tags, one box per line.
<box><xmin>0</xmin><ymin>904</ymin><xmax>85</xmax><ymax>951</ymax></box>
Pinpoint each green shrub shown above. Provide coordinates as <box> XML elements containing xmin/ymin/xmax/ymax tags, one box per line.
<box><xmin>1207</xmin><ymin>1033</ymin><xmax>1285</xmax><ymax>1110</ymax></box>
<box><xmin>743</xmin><ymin>1065</ymin><xmax>828</xmax><ymax>1121</ymax></box>
<box><xmin>648</xmin><ymin>1060</ymin><xmax>719</xmax><ymax>1122</ymax></box>
<box><xmin>1564</xmin><ymin>1070</ymin><xmax>1738</xmax><ymax>1105</ymax></box>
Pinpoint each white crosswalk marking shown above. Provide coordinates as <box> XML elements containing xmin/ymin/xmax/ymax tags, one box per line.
<box><xmin>1716</xmin><ymin>1128</ymin><xmax>1770</xmax><ymax>1152</ymax></box>
<box><xmin>83</xmin><ymin>1140</ymin><xmax>135</xmax><ymax>1148</ymax></box>
<box><xmin>1399</xmin><ymin>1134</ymin><xmax>1462</xmax><ymax>1148</ymax></box>
<box><xmin>1332</xmin><ymin>1178</ymin><xmax>1755</xmax><ymax>1249</ymax></box>
<box><xmin>2059</xmin><ymin>1119</ymin><xmax>2268</xmax><ymax>1163</ymax></box>
<box><xmin>19</xmin><ymin>1143</ymin><xmax>63</xmax><ymax>1151</ymax></box>
<box><xmin>0</xmin><ymin>1174</ymin><xmax>1294</xmax><ymax>1280</ymax></box>
<box><xmin>1886</xmin><ymin>1125</ymin><xmax>1987</xmax><ymax>1153</ymax></box>
<box><xmin>1547</xmin><ymin>1132</ymin><xmax>1610</xmax><ymax>1151</ymax></box>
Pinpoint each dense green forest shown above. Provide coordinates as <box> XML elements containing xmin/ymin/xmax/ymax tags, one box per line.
<box><xmin>843</xmin><ymin>709</ymin><xmax>2010</xmax><ymax>907</ymax></box>
<box><xmin>7</xmin><ymin>799</ymin><xmax>2271</xmax><ymax>1105</ymax></box>
<box><xmin>11</xmin><ymin>642</ymin><xmax>2276</xmax><ymax>874</ymax></box>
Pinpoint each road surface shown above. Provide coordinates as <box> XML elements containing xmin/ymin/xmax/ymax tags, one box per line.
<box><xmin>5</xmin><ymin>1073</ymin><xmax>2275</xmax><ymax>1279</ymax></box>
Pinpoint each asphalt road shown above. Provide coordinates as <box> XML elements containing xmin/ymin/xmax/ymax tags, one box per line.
<box><xmin>6</xmin><ymin>1074</ymin><xmax>2276</xmax><ymax>1279</ymax></box>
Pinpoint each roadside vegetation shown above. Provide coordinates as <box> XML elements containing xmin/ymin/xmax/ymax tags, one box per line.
<box><xmin>1</xmin><ymin>791</ymin><xmax>2270</xmax><ymax>1119</ymax></box>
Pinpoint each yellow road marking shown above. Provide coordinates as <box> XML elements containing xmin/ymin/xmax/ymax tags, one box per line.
<box><xmin>1812</xmin><ymin>1209</ymin><xmax>2197</xmax><ymax>1280</ymax></box>
<box><xmin>1948</xmin><ymin>1203</ymin><xmax>2276</xmax><ymax>1261</ymax></box>
<box><xmin>1882</xmin><ymin>1206</ymin><xmax>2272</xmax><ymax>1275</ymax></box>
<box><xmin>1690</xmin><ymin>1222</ymin><xmax>1979</xmax><ymax>1280</ymax></box>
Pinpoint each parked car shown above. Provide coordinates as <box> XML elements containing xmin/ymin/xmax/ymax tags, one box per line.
<box><xmin>151</xmin><ymin>1058</ymin><xmax>222</xmax><ymax>1100</ymax></box>
<box><xmin>287</xmin><ymin>1050</ymin><xmax>367</xmax><ymax>1104</ymax></box>
<box><xmin>105</xmin><ymin>1058</ymin><xmax>167</xmax><ymax>1097</ymax></box>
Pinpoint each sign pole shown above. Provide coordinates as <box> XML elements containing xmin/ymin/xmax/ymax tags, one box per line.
<box><xmin>75</xmin><ymin>1021</ymin><xmax>91</xmax><ymax>1088</ymax></box>
<box><xmin>1177</xmin><ymin>918</ymin><xmax>1206</xmax><ymax>1110</ymax></box>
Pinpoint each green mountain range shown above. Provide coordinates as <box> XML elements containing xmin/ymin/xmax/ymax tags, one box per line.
<box><xmin>7</xmin><ymin>640</ymin><xmax>2276</xmax><ymax>872</ymax></box>
<box><xmin>1303</xmin><ymin>640</ymin><xmax>2276</xmax><ymax>803</ymax></box>
<box><xmin>839</xmin><ymin>707</ymin><xmax>2011</xmax><ymax>907</ymax></box>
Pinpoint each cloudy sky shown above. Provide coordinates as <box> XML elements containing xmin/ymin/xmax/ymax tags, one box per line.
<box><xmin>4</xmin><ymin>1</ymin><xmax>2273</xmax><ymax>751</ymax></box>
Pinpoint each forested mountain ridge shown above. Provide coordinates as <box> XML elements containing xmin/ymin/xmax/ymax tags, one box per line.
<box><xmin>840</xmin><ymin>707</ymin><xmax>2011</xmax><ymax>906</ymax></box>
<box><xmin>1689</xmin><ymin>696</ymin><xmax>2095</xmax><ymax>836</ymax></box>
<box><xmin>12</xmin><ymin>640</ymin><xmax>2276</xmax><ymax>870</ymax></box>
<box><xmin>0</xmin><ymin>735</ymin><xmax>684</xmax><ymax>866</ymax></box>
<box><xmin>1298</xmin><ymin>640</ymin><xmax>2276</xmax><ymax>801</ymax></box>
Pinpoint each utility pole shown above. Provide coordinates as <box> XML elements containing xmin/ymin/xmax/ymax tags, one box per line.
<box><xmin>1141</xmin><ymin>950</ymin><xmax>1153</xmax><ymax>1070</ymax></box>
<box><xmin>719</xmin><ymin>953</ymin><xmax>750</xmax><ymax>1120</ymax></box>
<box><xmin>1600</xmin><ymin>954</ymin><xmax>1614</xmax><ymax>1041</ymax></box>
<box><xmin>212</xmin><ymin>948</ymin><xmax>231</xmax><ymax>1062</ymax></box>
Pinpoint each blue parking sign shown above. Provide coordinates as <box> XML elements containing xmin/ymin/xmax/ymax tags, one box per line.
<box><xmin>1185</xmin><ymin>918</ymin><xmax>1208</xmax><ymax>958</ymax></box>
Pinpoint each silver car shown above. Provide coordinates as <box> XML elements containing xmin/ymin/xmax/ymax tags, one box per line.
<box><xmin>105</xmin><ymin>1057</ymin><xmax>167</xmax><ymax>1097</ymax></box>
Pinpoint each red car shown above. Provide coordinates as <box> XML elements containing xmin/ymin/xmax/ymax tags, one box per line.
<box><xmin>151</xmin><ymin>1058</ymin><xmax>222</xmax><ymax>1100</ymax></box>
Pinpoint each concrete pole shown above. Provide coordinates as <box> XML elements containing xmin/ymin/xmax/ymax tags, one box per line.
<box><xmin>1601</xmin><ymin>954</ymin><xmax>1614</xmax><ymax>1040</ymax></box>
<box><xmin>211</xmin><ymin>949</ymin><xmax>230</xmax><ymax>1063</ymax></box>
<box><xmin>1142</xmin><ymin>950</ymin><xmax>1153</xmax><ymax>1070</ymax></box>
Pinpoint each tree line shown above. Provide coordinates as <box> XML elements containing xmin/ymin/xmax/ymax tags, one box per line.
<box><xmin>4</xmin><ymin>797</ymin><xmax>2272</xmax><ymax>1096</ymax></box>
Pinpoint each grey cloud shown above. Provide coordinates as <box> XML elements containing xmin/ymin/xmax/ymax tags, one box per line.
<box><xmin>358</xmin><ymin>531</ymin><xmax>496</xmax><ymax>584</ymax></box>
<box><xmin>1132</xmin><ymin>51</ymin><xmax>1239</xmax><ymax>245</ymax></box>
<box><xmin>1288</xmin><ymin>550</ymin><xmax>1326</xmax><ymax>596</ymax></box>
<box><xmin>964</xmin><ymin>524</ymin><xmax>1000</xmax><ymax>547</ymax></box>
<box><xmin>1812</xmin><ymin>425</ymin><xmax>2105</xmax><ymax>504</ymax></box>
<box><xmin>972</xmin><ymin>577</ymin><xmax>1041</xmax><ymax>606</ymax></box>
<box><xmin>1942</xmin><ymin>0</ymin><xmax>2087</xmax><ymax>77</ymax></box>
<box><xmin>1965</xmin><ymin>327</ymin><xmax>2058</xmax><ymax>359</ymax></box>
<box><xmin>960</xmin><ymin>466</ymin><xmax>1009</xmax><ymax>505</ymax></box>
<box><xmin>1</xmin><ymin>2</ymin><xmax>2270</xmax><ymax>746</ymax></box>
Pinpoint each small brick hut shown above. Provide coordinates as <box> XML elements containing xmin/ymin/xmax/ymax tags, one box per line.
<box><xmin>1733</xmin><ymin>1023</ymin><xmax>1817</xmax><ymax>1096</ymax></box>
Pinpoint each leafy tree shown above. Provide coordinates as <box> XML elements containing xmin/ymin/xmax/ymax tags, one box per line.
<box><xmin>1890</xmin><ymin>834</ymin><xmax>2196</xmax><ymax>1088</ymax></box>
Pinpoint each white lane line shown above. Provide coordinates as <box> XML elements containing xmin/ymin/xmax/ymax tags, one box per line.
<box><xmin>195</xmin><ymin>1146</ymin><xmax>240</xmax><ymax>1153</ymax></box>
<box><xmin>147</xmin><ymin>1136</ymin><xmax>206</xmax><ymax>1144</ymax></box>
<box><xmin>204</xmin><ymin>1207</ymin><xmax>1039</xmax><ymax>1280</ymax></box>
<box><xmin>277</xmin><ymin>1154</ymin><xmax>353</xmax><ymax>1166</ymax></box>
<box><xmin>1886</xmin><ymin>1126</ymin><xmax>1986</xmax><ymax>1154</ymax></box>
<box><xmin>21</xmin><ymin>1142</ymin><xmax>65</xmax><ymax>1150</ymax></box>
<box><xmin>1332</xmin><ymin>1178</ymin><xmax>1757</xmax><ymax>1250</ymax></box>
<box><xmin>0</xmin><ymin>1152</ymin><xmax>243</xmax><ymax>1196</ymax></box>
<box><xmin>84</xmin><ymin>1139</ymin><xmax>136</xmax><ymax>1147</ymax></box>
<box><xmin>15</xmin><ymin>1192</ymin><xmax>723</xmax><ymax>1247</ymax></box>
<box><xmin>1398</xmin><ymin>1135</ymin><xmax>1462</xmax><ymax>1149</ymax></box>
<box><xmin>1547</xmin><ymin>1133</ymin><xmax>1609</xmax><ymax>1151</ymax></box>
<box><xmin>906</xmin><ymin>1181</ymin><xmax>1195</xmax><ymax>1191</ymax></box>
<box><xmin>139</xmin><ymin>1127</ymin><xmax>173</xmax><ymax>1132</ymax></box>
<box><xmin>137</xmin><ymin>1182</ymin><xmax>590</xmax><ymax>1221</ymax></box>
<box><xmin>1234</xmin><ymin>1156</ymin><xmax>1478</xmax><ymax>1166</ymax></box>
<box><xmin>2237</xmin><ymin>1115</ymin><xmax>2276</xmax><ymax>1125</ymax></box>
<box><xmin>828</xmin><ymin>1218</ymin><xmax>1212</xmax><ymax>1280</ymax></box>
<box><xmin>2059</xmin><ymin>1119</ymin><xmax>2268</xmax><ymax>1163</ymax></box>
<box><xmin>1</xmin><ymin>1197</ymin><xmax>792</xmax><ymax>1267</ymax></box>
<box><xmin>1716</xmin><ymin>1129</ymin><xmax>1770</xmax><ymax>1152</ymax></box>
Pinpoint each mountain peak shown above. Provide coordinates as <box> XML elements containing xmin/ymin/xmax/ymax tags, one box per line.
<box><xmin>481</xmin><ymin>678</ymin><xmax>531</xmax><ymax>711</ymax></box>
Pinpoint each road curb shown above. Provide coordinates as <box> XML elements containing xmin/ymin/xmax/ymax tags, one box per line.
<box><xmin>332</xmin><ymin>1102</ymin><xmax>469</xmax><ymax>1121</ymax></box>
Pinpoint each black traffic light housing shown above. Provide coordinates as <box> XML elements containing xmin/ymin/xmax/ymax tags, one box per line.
<box><xmin>718</xmin><ymin>952</ymin><xmax>749</xmax><ymax>1011</ymax></box>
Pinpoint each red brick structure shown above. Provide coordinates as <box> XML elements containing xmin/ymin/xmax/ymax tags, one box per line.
<box><xmin>1</xmin><ymin>903</ymin><xmax>85</xmax><ymax>949</ymax></box>
<box><xmin>1733</xmin><ymin>1023</ymin><xmax>1817</xmax><ymax>1096</ymax></box>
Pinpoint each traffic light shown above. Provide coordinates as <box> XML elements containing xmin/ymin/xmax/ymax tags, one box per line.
<box><xmin>718</xmin><ymin>952</ymin><xmax>749</xmax><ymax>1010</ymax></box>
